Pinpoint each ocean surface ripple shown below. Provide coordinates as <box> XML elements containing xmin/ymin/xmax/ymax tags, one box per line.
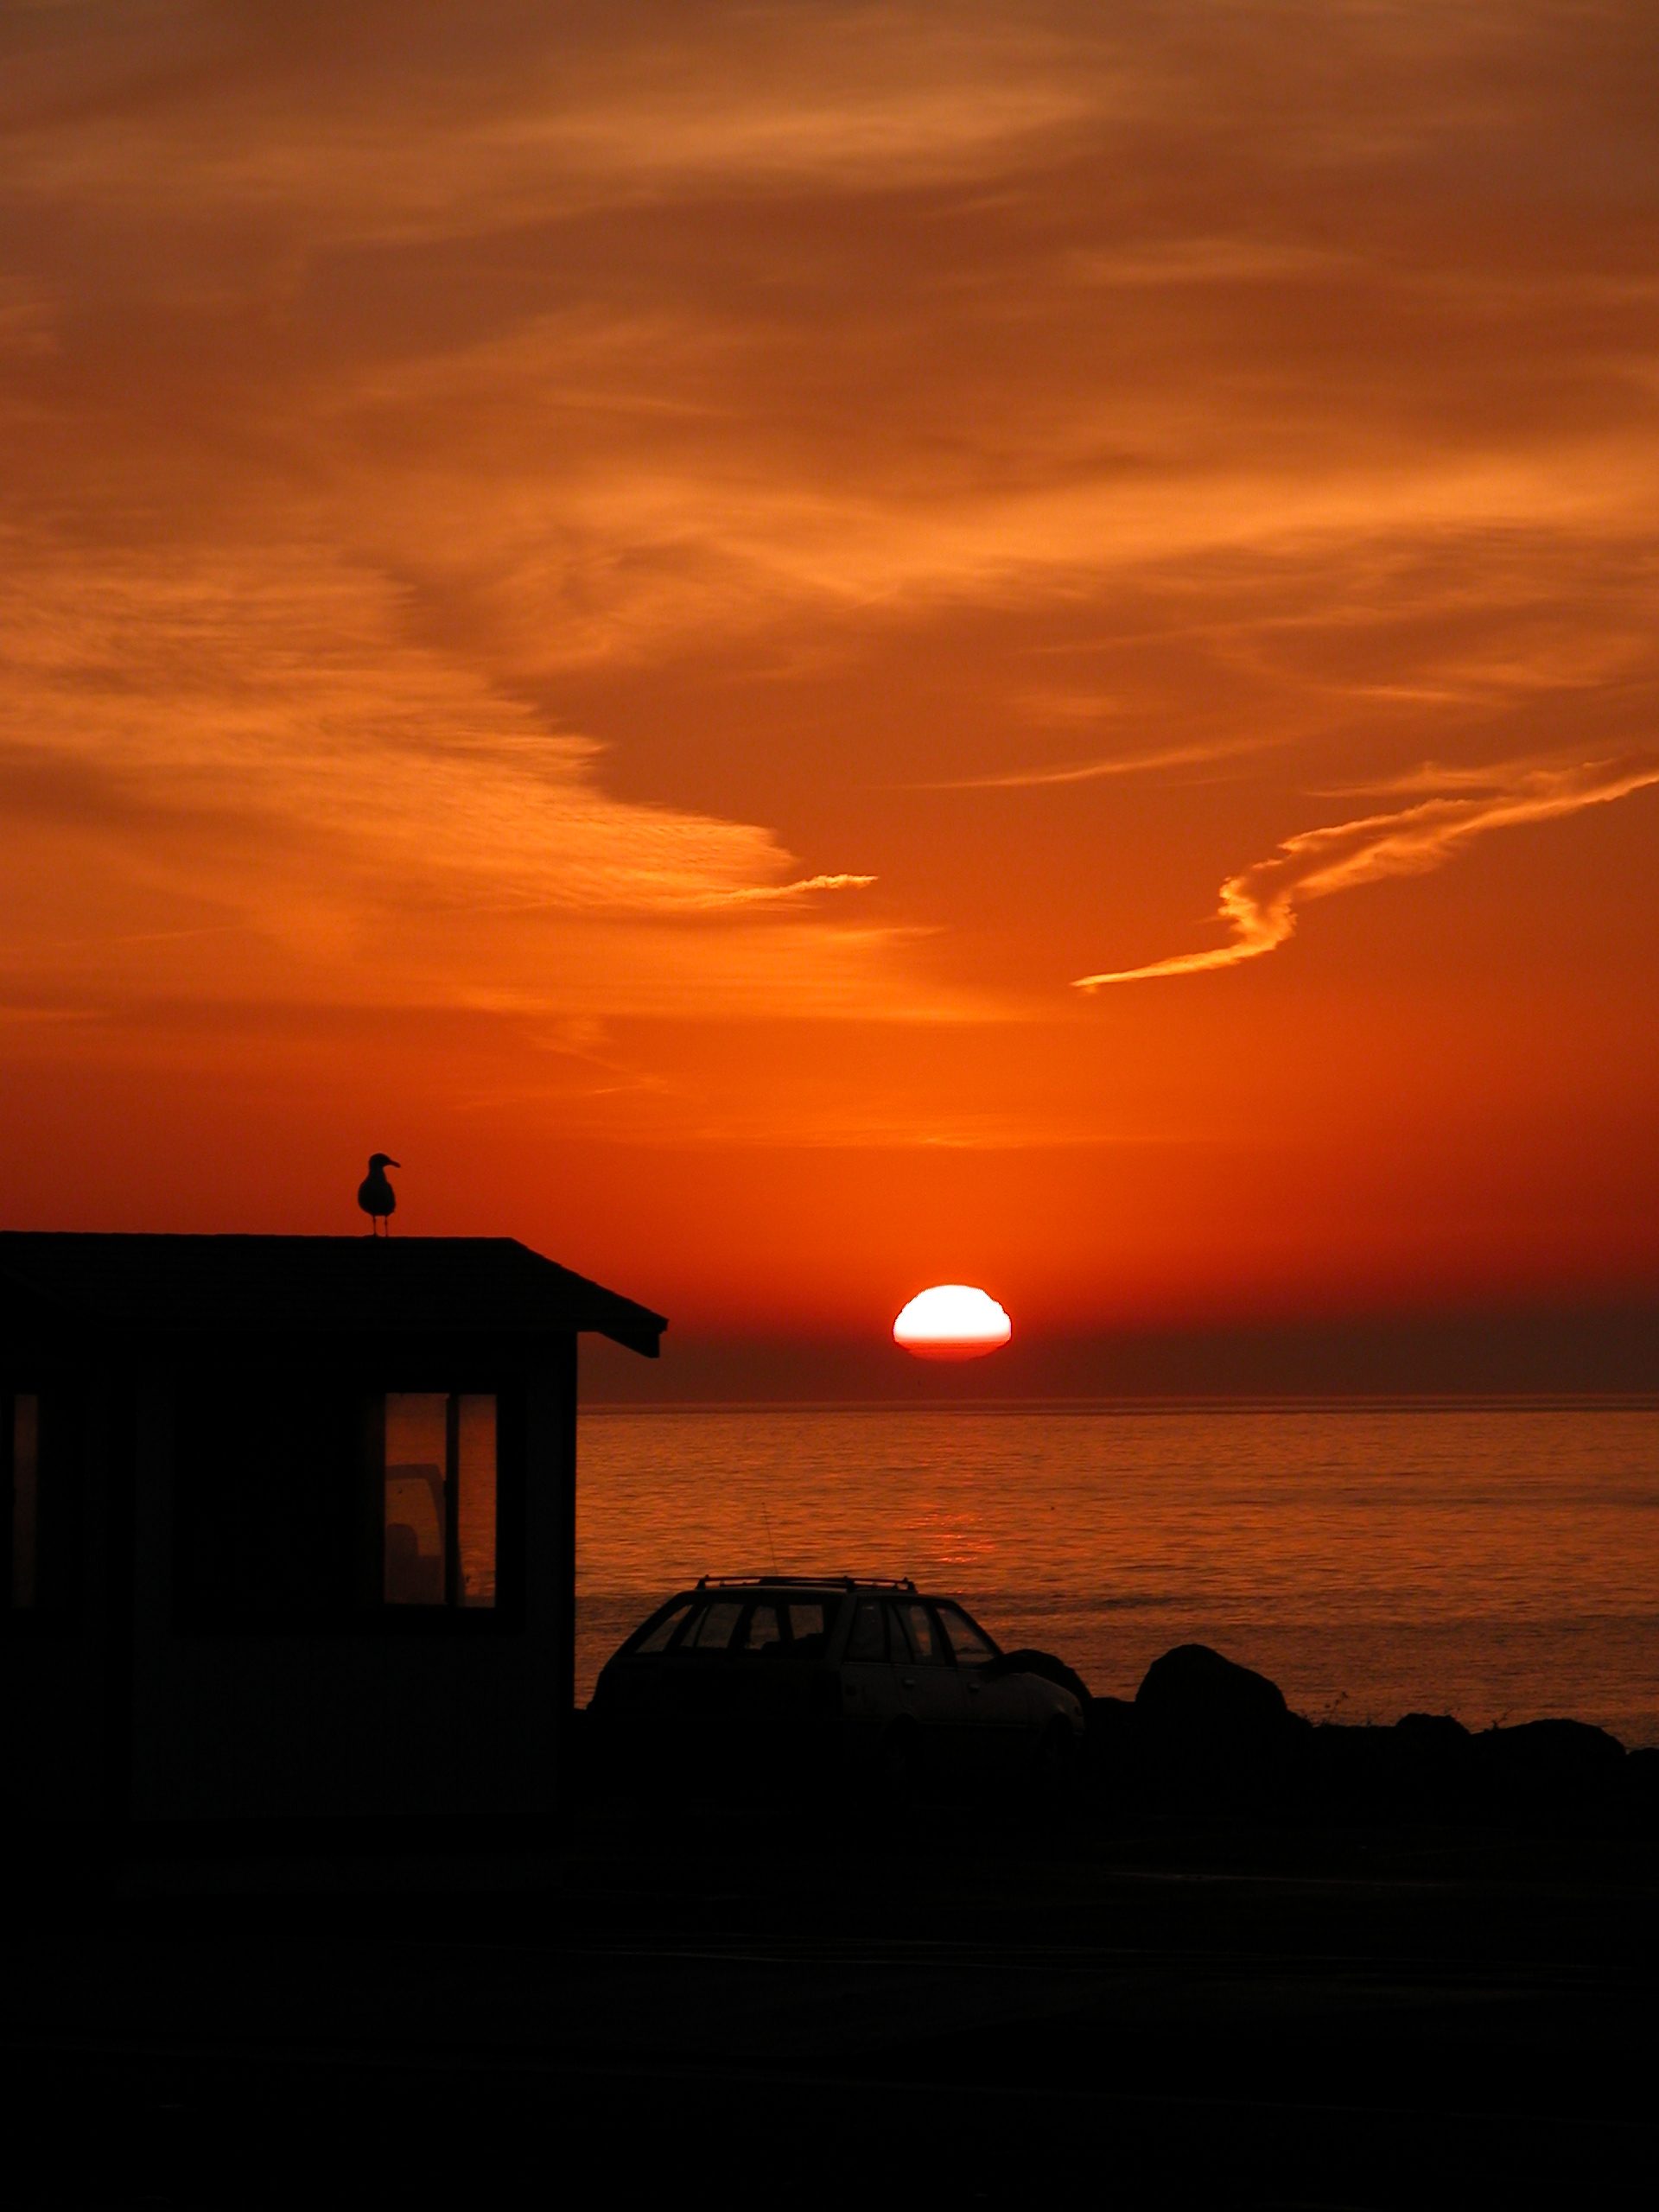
<box><xmin>577</xmin><ymin>1404</ymin><xmax>1659</xmax><ymax>1745</ymax></box>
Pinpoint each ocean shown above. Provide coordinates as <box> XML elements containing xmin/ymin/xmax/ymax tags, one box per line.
<box><xmin>575</xmin><ymin>1403</ymin><xmax>1659</xmax><ymax>1746</ymax></box>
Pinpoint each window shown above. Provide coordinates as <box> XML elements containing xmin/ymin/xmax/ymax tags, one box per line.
<box><xmin>456</xmin><ymin>1393</ymin><xmax>496</xmax><ymax>1608</ymax></box>
<box><xmin>787</xmin><ymin>1600</ymin><xmax>828</xmax><ymax>1643</ymax></box>
<box><xmin>682</xmin><ymin>1599</ymin><xmax>742</xmax><ymax>1649</ymax></box>
<box><xmin>9</xmin><ymin>1393</ymin><xmax>38</xmax><ymax>1609</ymax></box>
<box><xmin>173</xmin><ymin>1376</ymin><xmax>505</xmax><ymax>1630</ymax></box>
<box><xmin>897</xmin><ymin>1601</ymin><xmax>944</xmax><ymax>1663</ymax></box>
<box><xmin>3</xmin><ymin>1390</ymin><xmax>72</xmax><ymax>1616</ymax></box>
<box><xmin>744</xmin><ymin>1603</ymin><xmax>783</xmax><ymax>1651</ymax></box>
<box><xmin>383</xmin><ymin>1392</ymin><xmax>496</xmax><ymax>1609</ymax></box>
<box><xmin>937</xmin><ymin>1602</ymin><xmax>996</xmax><ymax>1667</ymax></box>
<box><xmin>846</xmin><ymin>1599</ymin><xmax>887</xmax><ymax>1661</ymax></box>
<box><xmin>637</xmin><ymin>1600</ymin><xmax>693</xmax><ymax>1655</ymax></box>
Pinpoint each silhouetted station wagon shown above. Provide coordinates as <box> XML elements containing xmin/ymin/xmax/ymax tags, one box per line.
<box><xmin>0</xmin><ymin>1232</ymin><xmax>664</xmax><ymax>1841</ymax></box>
<box><xmin>592</xmin><ymin>1577</ymin><xmax>1085</xmax><ymax>1792</ymax></box>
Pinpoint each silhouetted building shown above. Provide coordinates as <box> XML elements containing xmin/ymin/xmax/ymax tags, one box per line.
<box><xmin>0</xmin><ymin>1233</ymin><xmax>664</xmax><ymax>1841</ymax></box>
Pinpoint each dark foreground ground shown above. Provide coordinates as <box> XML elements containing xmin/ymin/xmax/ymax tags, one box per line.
<box><xmin>5</xmin><ymin>1796</ymin><xmax>1656</xmax><ymax>2209</ymax></box>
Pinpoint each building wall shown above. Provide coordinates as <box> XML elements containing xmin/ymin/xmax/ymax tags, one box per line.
<box><xmin>1</xmin><ymin>1376</ymin><xmax>116</xmax><ymax>1825</ymax></box>
<box><xmin>118</xmin><ymin>1336</ymin><xmax>579</xmax><ymax>1827</ymax></box>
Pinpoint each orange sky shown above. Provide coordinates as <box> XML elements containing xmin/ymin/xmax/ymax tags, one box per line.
<box><xmin>3</xmin><ymin>4</ymin><xmax>1658</xmax><ymax>1377</ymax></box>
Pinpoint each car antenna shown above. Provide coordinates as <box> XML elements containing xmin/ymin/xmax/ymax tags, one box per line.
<box><xmin>760</xmin><ymin>1494</ymin><xmax>779</xmax><ymax>1575</ymax></box>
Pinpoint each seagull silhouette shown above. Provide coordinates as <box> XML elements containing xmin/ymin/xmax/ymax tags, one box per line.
<box><xmin>358</xmin><ymin>1154</ymin><xmax>399</xmax><ymax>1235</ymax></box>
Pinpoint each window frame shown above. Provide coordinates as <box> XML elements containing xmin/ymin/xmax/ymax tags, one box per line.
<box><xmin>844</xmin><ymin>1597</ymin><xmax>890</xmax><ymax>1662</ymax></box>
<box><xmin>2</xmin><ymin>1386</ymin><xmax>77</xmax><ymax>1628</ymax></box>
<box><xmin>934</xmin><ymin>1599</ymin><xmax>1000</xmax><ymax>1667</ymax></box>
<box><xmin>169</xmin><ymin>1362</ymin><xmax>524</xmax><ymax>1638</ymax></box>
<box><xmin>368</xmin><ymin>1382</ymin><xmax>516</xmax><ymax>1632</ymax></box>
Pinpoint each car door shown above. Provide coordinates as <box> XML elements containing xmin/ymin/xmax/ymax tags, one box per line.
<box><xmin>887</xmin><ymin>1600</ymin><xmax>966</xmax><ymax>1758</ymax></box>
<box><xmin>936</xmin><ymin>1600</ymin><xmax>1029</xmax><ymax>1770</ymax></box>
<box><xmin>669</xmin><ymin>1596</ymin><xmax>744</xmax><ymax>1738</ymax></box>
<box><xmin>735</xmin><ymin>1597</ymin><xmax>788</xmax><ymax>1740</ymax></box>
<box><xmin>837</xmin><ymin>1595</ymin><xmax>900</xmax><ymax>1751</ymax></box>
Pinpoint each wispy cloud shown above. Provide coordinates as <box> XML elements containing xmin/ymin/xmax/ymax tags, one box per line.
<box><xmin>1075</xmin><ymin>756</ymin><xmax>1659</xmax><ymax>988</ymax></box>
<box><xmin>697</xmin><ymin>872</ymin><xmax>877</xmax><ymax>906</ymax></box>
<box><xmin>5</xmin><ymin>0</ymin><xmax>1659</xmax><ymax>1161</ymax></box>
<box><xmin>910</xmin><ymin>740</ymin><xmax>1265</xmax><ymax>791</ymax></box>
<box><xmin>0</xmin><ymin>543</ymin><xmax>908</xmax><ymax>1022</ymax></box>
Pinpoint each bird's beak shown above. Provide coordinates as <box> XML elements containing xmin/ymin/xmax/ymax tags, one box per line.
<box><xmin>388</xmin><ymin>1159</ymin><xmax>401</xmax><ymax>1168</ymax></box>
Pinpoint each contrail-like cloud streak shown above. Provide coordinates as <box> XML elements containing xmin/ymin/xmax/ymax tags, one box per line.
<box><xmin>698</xmin><ymin>871</ymin><xmax>877</xmax><ymax>907</ymax></box>
<box><xmin>909</xmin><ymin>739</ymin><xmax>1265</xmax><ymax>791</ymax></box>
<box><xmin>1074</xmin><ymin>756</ymin><xmax>1659</xmax><ymax>988</ymax></box>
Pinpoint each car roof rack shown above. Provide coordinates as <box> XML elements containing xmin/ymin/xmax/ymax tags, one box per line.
<box><xmin>694</xmin><ymin>1573</ymin><xmax>917</xmax><ymax>1592</ymax></box>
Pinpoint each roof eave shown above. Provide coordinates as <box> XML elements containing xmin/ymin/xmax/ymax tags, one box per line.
<box><xmin>597</xmin><ymin>1314</ymin><xmax>664</xmax><ymax>1360</ymax></box>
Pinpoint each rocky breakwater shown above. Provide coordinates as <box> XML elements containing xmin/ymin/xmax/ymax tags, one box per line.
<box><xmin>1054</xmin><ymin>1643</ymin><xmax>1659</xmax><ymax>1827</ymax></box>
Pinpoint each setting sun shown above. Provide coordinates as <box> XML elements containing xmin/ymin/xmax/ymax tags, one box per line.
<box><xmin>893</xmin><ymin>1284</ymin><xmax>1012</xmax><ymax>1362</ymax></box>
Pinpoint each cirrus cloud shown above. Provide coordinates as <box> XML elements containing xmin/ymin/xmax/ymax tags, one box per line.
<box><xmin>1075</xmin><ymin>755</ymin><xmax>1659</xmax><ymax>988</ymax></box>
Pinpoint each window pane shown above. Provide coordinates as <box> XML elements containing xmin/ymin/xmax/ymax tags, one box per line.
<box><xmin>901</xmin><ymin>1602</ymin><xmax>944</xmax><ymax>1663</ymax></box>
<box><xmin>938</xmin><ymin>1603</ymin><xmax>996</xmax><ymax>1666</ymax></box>
<box><xmin>787</xmin><ymin>1601</ymin><xmax>827</xmax><ymax>1643</ymax></box>
<box><xmin>385</xmin><ymin>1393</ymin><xmax>446</xmax><ymax>1605</ymax></box>
<box><xmin>637</xmin><ymin>1600</ymin><xmax>692</xmax><ymax>1654</ymax></box>
<box><xmin>685</xmin><ymin>1599</ymin><xmax>742</xmax><ymax>1649</ymax></box>
<box><xmin>846</xmin><ymin>1599</ymin><xmax>886</xmax><ymax>1661</ymax></box>
<box><xmin>457</xmin><ymin>1394</ymin><xmax>496</xmax><ymax>1609</ymax></box>
<box><xmin>745</xmin><ymin>1603</ymin><xmax>782</xmax><ymax>1650</ymax></box>
<box><xmin>11</xmin><ymin>1395</ymin><xmax>38</xmax><ymax>1610</ymax></box>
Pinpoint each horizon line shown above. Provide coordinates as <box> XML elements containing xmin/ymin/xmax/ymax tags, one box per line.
<box><xmin>577</xmin><ymin>1390</ymin><xmax>1659</xmax><ymax>1414</ymax></box>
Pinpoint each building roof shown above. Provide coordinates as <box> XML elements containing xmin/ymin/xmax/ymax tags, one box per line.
<box><xmin>0</xmin><ymin>1233</ymin><xmax>664</xmax><ymax>1357</ymax></box>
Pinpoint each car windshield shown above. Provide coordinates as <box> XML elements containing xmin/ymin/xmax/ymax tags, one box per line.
<box><xmin>634</xmin><ymin>1600</ymin><xmax>694</xmax><ymax>1655</ymax></box>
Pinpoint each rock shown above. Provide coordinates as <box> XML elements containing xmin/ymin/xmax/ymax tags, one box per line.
<box><xmin>1395</xmin><ymin>1711</ymin><xmax>1471</xmax><ymax>1756</ymax></box>
<box><xmin>1087</xmin><ymin>1693</ymin><xmax>1140</xmax><ymax>1745</ymax></box>
<box><xmin>1083</xmin><ymin>1694</ymin><xmax>1143</xmax><ymax>1793</ymax></box>
<box><xmin>1392</xmin><ymin>1712</ymin><xmax>1476</xmax><ymax>1813</ymax></box>
<box><xmin>1135</xmin><ymin>1643</ymin><xmax>1311</xmax><ymax>1808</ymax></box>
<box><xmin>1313</xmin><ymin>1712</ymin><xmax>1637</xmax><ymax>1827</ymax></box>
<box><xmin>1474</xmin><ymin>1718</ymin><xmax>1627</xmax><ymax>1821</ymax></box>
<box><xmin>1310</xmin><ymin>1721</ymin><xmax>1395</xmax><ymax>1813</ymax></box>
<box><xmin>1626</xmin><ymin>1745</ymin><xmax>1659</xmax><ymax>1816</ymax></box>
<box><xmin>974</xmin><ymin>1637</ymin><xmax>1645</xmax><ymax>1832</ymax></box>
<box><xmin>1136</xmin><ymin>1643</ymin><xmax>1289</xmax><ymax>1735</ymax></box>
<box><xmin>995</xmin><ymin>1647</ymin><xmax>1094</xmax><ymax>1711</ymax></box>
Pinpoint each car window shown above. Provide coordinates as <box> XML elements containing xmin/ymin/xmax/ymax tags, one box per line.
<box><xmin>683</xmin><ymin>1599</ymin><xmax>742</xmax><ymax>1649</ymax></box>
<box><xmin>745</xmin><ymin>1603</ymin><xmax>783</xmax><ymax>1651</ymax></box>
<box><xmin>898</xmin><ymin>1601</ymin><xmax>944</xmax><ymax>1663</ymax></box>
<box><xmin>846</xmin><ymin>1599</ymin><xmax>887</xmax><ymax>1660</ymax></box>
<box><xmin>636</xmin><ymin>1600</ymin><xmax>693</xmax><ymax>1655</ymax></box>
<box><xmin>884</xmin><ymin>1603</ymin><xmax>913</xmax><ymax>1662</ymax></box>
<box><xmin>937</xmin><ymin>1603</ymin><xmax>997</xmax><ymax>1667</ymax></box>
<box><xmin>787</xmin><ymin>1601</ymin><xmax>828</xmax><ymax>1643</ymax></box>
